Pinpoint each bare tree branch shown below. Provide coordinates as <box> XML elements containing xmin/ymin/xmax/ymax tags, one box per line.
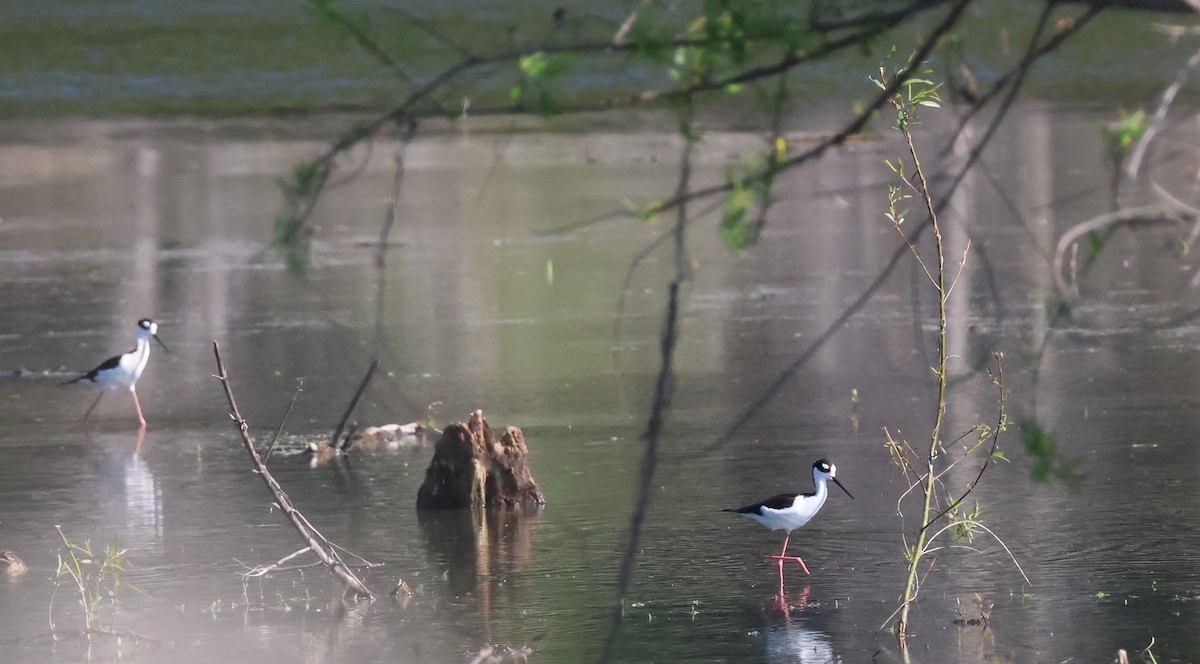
<box><xmin>211</xmin><ymin>341</ymin><xmax>375</xmax><ymax>598</ymax></box>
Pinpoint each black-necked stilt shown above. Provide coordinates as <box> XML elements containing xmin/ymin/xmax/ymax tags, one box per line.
<box><xmin>724</xmin><ymin>459</ymin><xmax>853</xmax><ymax>575</ymax></box>
<box><xmin>64</xmin><ymin>318</ymin><xmax>167</xmax><ymax>429</ymax></box>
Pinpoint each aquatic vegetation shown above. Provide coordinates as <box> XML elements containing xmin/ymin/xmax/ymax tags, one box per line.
<box><xmin>873</xmin><ymin>57</ymin><xmax>1025</xmax><ymax>645</ymax></box>
<box><xmin>50</xmin><ymin>526</ymin><xmax>136</xmax><ymax>636</ymax></box>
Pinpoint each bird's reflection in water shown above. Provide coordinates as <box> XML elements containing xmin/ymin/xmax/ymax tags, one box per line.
<box><xmin>764</xmin><ymin>586</ymin><xmax>843</xmax><ymax>663</ymax></box>
<box><xmin>122</xmin><ymin>433</ymin><xmax>162</xmax><ymax>549</ymax></box>
<box><xmin>87</xmin><ymin>428</ymin><xmax>164</xmax><ymax>555</ymax></box>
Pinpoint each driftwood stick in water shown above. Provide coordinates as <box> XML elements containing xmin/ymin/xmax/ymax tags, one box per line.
<box><xmin>331</xmin><ymin>359</ymin><xmax>379</xmax><ymax>448</ymax></box>
<box><xmin>211</xmin><ymin>341</ymin><xmax>375</xmax><ymax>599</ymax></box>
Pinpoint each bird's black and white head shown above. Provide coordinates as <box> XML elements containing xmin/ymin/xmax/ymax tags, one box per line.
<box><xmin>136</xmin><ymin>318</ymin><xmax>169</xmax><ymax>352</ymax></box>
<box><xmin>813</xmin><ymin>458</ymin><xmax>854</xmax><ymax>499</ymax></box>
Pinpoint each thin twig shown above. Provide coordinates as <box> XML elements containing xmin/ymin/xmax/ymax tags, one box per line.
<box><xmin>287</xmin><ymin>0</ymin><xmax>966</xmax><ymax>247</ymax></box>
<box><xmin>331</xmin><ymin>360</ymin><xmax>380</xmax><ymax>448</ymax></box>
<box><xmin>599</xmin><ymin>0</ymin><xmax>974</xmax><ymax>233</ymax></box>
<box><xmin>926</xmin><ymin>519</ymin><xmax>1032</xmax><ymax>587</ymax></box>
<box><xmin>1127</xmin><ymin>45</ymin><xmax>1200</xmax><ymax>178</ymax></box>
<box><xmin>264</xmin><ymin>380</ymin><xmax>304</xmax><ymax>464</ymax></box>
<box><xmin>943</xmin><ymin>238</ymin><xmax>973</xmax><ymax>300</ymax></box>
<box><xmin>925</xmin><ymin>353</ymin><xmax>1007</xmax><ymax>527</ymax></box>
<box><xmin>385</xmin><ymin>7</ymin><xmax>475</xmax><ymax>58</ymax></box>
<box><xmin>239</xmin><ymin>546</ymin><xmax>313</xmax><ymax>578</ymax></box>
<box><xmin>612</xmin><ymin>0</ymin><xmax>649</xmax><ymax>44</ymax></box>
<box><xmin>306</xmin><ymin>0</ymin><xmax>416</xmax><ymax>86</ymax></box>
<box><xmin>884</xmin><ymin>427</ymin><xmax>923</xmax><ymax>485</ymax></box>
<box><xmin>944</xmin><ymin>3</ymin><xmax>1101</xmax><ymax>153</ymax></box>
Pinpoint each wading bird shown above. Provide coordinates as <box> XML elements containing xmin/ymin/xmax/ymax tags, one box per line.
<box><xmin>64</xmin><ymin>318</ymin><xmax>167</xmax><ymax>428</ymax></box>
<box><xmin>724</xmin><ymin>458</ymin><xmax>853</xmax><ymax>575</ymax></box>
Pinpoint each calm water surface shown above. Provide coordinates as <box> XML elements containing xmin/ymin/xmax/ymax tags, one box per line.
<box><xmin>2</xmin><ymin>106</ymin><xmax>1200</xmax><ymax>663</ymax></box>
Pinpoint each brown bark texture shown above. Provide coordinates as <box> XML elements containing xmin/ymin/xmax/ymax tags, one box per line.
<box><xmin>416</xmin><ymin>410</ymin><xmax>545</xmax><ymax>509</ymax></box>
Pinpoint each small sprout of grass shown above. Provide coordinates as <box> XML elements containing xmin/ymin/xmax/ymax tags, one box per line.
<box><xmin>689</xmin><ymin>599</ymin><xmax>701</xmax><ymax>620</ymax></box>
<box><xmin>1096</xmin><ymin>591</ymin><xmax>1106</xmax><ymax>599</ymax></box>
<box><xmin>51</xmin><ymin>526</ymin><xmax>136</xmax><ymax>636</ymax></box>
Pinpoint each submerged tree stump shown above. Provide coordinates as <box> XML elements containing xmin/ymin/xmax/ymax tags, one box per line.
<box><xmin>416</xmin><ymin>410</ymin><xmax>545</xmax><ymax>509</ymax></box>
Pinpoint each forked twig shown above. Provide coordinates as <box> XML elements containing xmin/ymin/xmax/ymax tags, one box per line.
<box><xmin>238</xmin><ymin>546</ymin><xmax>312</xmax><ymax>579</ymax></box>
<box><xmin>943</xmin><ymin>239</ymin><xmax>973</xmax><ymax>300</ymax></box>
<box><xmin>211</xmin><ymin>341</ymin><xmax>375</xmax><ymax>598</ymax></box>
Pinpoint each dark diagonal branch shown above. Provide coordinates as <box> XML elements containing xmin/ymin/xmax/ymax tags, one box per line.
<box><xmin>945</xmin><ymin>3</ymin><xmax>1102</xmax><ymax>153</ymax></box>
<box><xmin>279</xmin><ymin>1</ymin><xmax>969</xmax><ymax>250</ymax></box>
<box><xmin>307</xmin><ymin>0</ymin><xmax>416</xmax><ymax>86</ymax></box>
<box><xmin>600</xmin><ymin>126</ymin><xmax>694</xmax><ymax>664</ymax></box>
<box><xmin>331</xmin><ymin>359</ymin><xmax>380</xmax><ymax>449</ymax></box>
<box><xmin>566</xmin><ymin>0</ymin><xmax>974</xmax><ymax>237</ymax></box>
<box><xmin>212</xmin><ymin>342</ymin><xmax>374</xmax><ymax>598</ymax></box>
<box><xmin>696</xmin><ymin>0</ymin><xmax>1085</xmax><ymax>457</ymax></box>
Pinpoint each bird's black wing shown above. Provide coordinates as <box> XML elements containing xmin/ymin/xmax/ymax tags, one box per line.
<box><xmin>724</xmin><ymin>493</ymin><xmax>798</xmax><ymax>514</ymax></box>
<box><xmin>62</xmin><ymin>354</ymin><xmax>121</xmax><ymax>385</ymax></box>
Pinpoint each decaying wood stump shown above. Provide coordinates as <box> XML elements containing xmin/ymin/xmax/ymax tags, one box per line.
<box><xmin>416</xmin><ymin>410</ymin><xmax>545</xmax><ymax>509</ymax></box>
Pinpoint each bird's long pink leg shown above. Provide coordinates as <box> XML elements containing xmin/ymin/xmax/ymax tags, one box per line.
<box><xmin>131</xmin><ymin>388</ymin><xmax>147</xmax><ymax>429</ymax></box>
<box><xmin>83</xmin><ymin>392</ymin><xmax>105</xmax><ymax>423</ymax></box>
<box><xmin>765</xmin><ymin>534</ymin><xmax>811</xmax><ymax>575</ymax></box>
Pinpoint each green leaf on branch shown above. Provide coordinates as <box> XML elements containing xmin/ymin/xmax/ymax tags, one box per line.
<box><xmin>519</xmin><ymin>51</ymin><xmax>571</xmax><ymax>80</ymax></box>
<box><xmin>624</xmin><ymin>199</ymin><xmax>661</xmax><ymax>223</ymax></box>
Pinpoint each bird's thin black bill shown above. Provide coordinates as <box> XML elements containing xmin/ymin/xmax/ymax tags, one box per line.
<box><xmin>153</xmin><ymin>335</ymin><xmax>170</xmax><ymax>353</ymax></box>
<box><xmin>833</xmin><ymin>476</ymin><xmax>854</xmax><ymax>499</ymax></box>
